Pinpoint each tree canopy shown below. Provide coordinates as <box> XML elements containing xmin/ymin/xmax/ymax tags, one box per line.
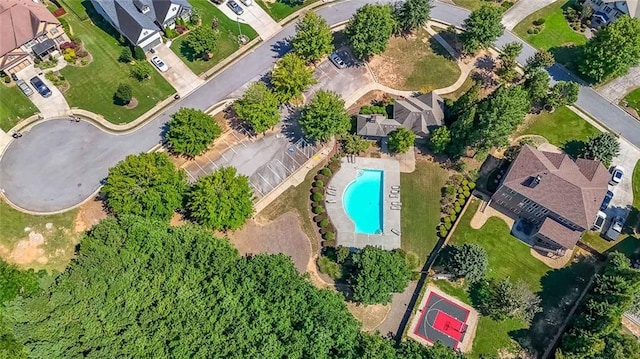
<box><xmin>341</xmin><ymin>133</ymin><xmax>369</xmax><ymax>155</ymax></box>
<box><xmin>579</xmin><ymin>16</ymin><xmax>640</xmax><ymax>83</ymax></box>
<box><xmin>524</xmin><ymin>68</ymin><xmax>550</xmax><ymax>106</ymax></box>
<box><xmin>497</xmin><ymin>42</ymin><xmax>523</xmax><ymax>82</ymax></box>
<box><xmin>114</xmin><ymin>83</ymin><xmax>132</xmax><ymax>105</ymax></box>
<box><xmin>351</xmin><ymin>247</ymin><xmax>412</xmax><ymax>305</ymax></box>
<box><xmin>186</xmin><ymin>167</ymin><xmax>253</xmax><ymax>231</ymax></box>
<box><xmin>291</xmin><ymin>11</ymin><xmax>334</xmax><ymax>64</ymax></box>
<box><xmin>387</xmin><ymin>127</ymin><xmax>415</xmax><ymax>153</ymax></box>
<box><xmin>394</xmin><ymin>0</ymin><xmax>432</xmax><ymax>34</ymax></box>
<box><xmin>101</xmin><ymin>152</ymin><xmax>187</xmax><ymax>221</ymax></box>
<box><xmin>526</xmin><ymin>49</ymin><xmax>554</xmax><ymax>70</ymax></box>
<box><xmin>235</xmin><ymin>82</ymin><xmax>281</xmax><ymax>134</ymax></box>
<box><xmin>429</xmin><ymin>126</ymin><xmax>452</xmax><ymax>153</ymax></box>
<box><xmin>579</xmin><ymin>132</ymin><xmax>620</xmax><ymax>165</ymax></box>
<box><xmin>473</xmin><ymin>85</ymin><xmax>530</xmax><ymax>150</ymax></box>
<box><xmin>184</xmin><ymin>26</ymin><xmax>218</xmax><ymax>58</ymax></box>
<box><xmin>270</xmin><ymin>53</ymin><xmax>317</xmax><ymax>103</ymax></box>
<box><xmin>445</xmin><ymin>243</ymin><xmax>488</xmax><ymax>283</ymax></box>
<box><xmin>460</xmin><ymin>5</ymin><xmax>504</xmax><ymax>54</ymax></box>
<box><xmin>165</xmin><ymin>108</ymin><xmax>222</xmax><ymax>157</ymax></box>
<box><xmin>546</xmin><ymin>81</ymin><xmax>580</xmax><ymax>108</ymax></box>
<box><xmin>345</xmin><ymin>4</ymin><xmax>396</xmax><ymax>60</ymax></box>
<box><xmin>299</xmin><ymin>90</ymin><xmax>350</xmax><ymax>142</ymax></box>
<box><xmin>474</xmin><ymin>277</ymin><xmax>541</xmax><ymax>322</ymax></box>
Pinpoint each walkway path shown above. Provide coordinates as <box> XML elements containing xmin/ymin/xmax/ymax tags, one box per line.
<box><xmin>596</xmin><ymin>64</ymin><xmax>640</xmax><ymax>103</ymax></box>
<box><xmin>501</xmin><ymin>0</ymin><xmax>557</xmax><ymax>30</ymax></box>
<box><xmin>3</xmin><ymin>0</ymin><xmax>640</xmax><ymax>213</ymax></box>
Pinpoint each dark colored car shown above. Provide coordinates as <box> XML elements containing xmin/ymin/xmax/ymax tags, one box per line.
<box><xmin>227</xmin><ymin>0</ymin><xmax>244</xmax><ymax>15</ymax></box>
<box><xmin>599</xmin><ymin>190</ymin><xmax>614</xmax><ymax>211</ymax></box>
<box><xmin>30</xmin><ymin>76</ymin><xmax>52</xmax><ymax>98</ymax></box>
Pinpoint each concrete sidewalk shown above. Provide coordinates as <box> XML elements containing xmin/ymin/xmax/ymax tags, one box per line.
<box><xmin>501</xmin><ymin>0</ymin><xmax>557</xmax><ymax>30</ymax></box>
<box><xmin>597</xmin><ymin>64</ymin><xmax>640</xmax><ymax>103</ymax></box>
<box><xmin>151</xmin><ymin>44</ymin><xmax>204</xmax><ymax>96</ymax></box>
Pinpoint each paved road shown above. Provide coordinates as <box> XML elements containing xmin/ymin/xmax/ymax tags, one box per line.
<box><xmin>2</xmin><ymin>0</ymin><xmax>640</xmax><ymax>213</ymax></box>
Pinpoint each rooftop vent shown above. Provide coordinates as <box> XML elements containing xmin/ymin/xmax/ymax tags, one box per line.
<box><xmin>528</xmin><ymin>175</ymin><xmax>542</xmax><ymax>188</ymax></box>
<box><xmin>134</xmin><ymin>0</ymin><xmax>150</xmax><ymax>14</ymax></box>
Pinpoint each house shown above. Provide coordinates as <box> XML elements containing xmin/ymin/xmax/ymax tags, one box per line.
<box><xmin>356</xmin><ymin>92</ymin><xmax>445</xmax><ymax>139</ymax></box>
<box><xmin>584</xmin><ymin>0</ymin><xmax>639</xmax><ymax>25</ymax></box>
<box><xmin>90</xmin><ymin>0</ymin><xmax>192</xmax><ymax>51</ymax></box>
<box><xmin>0</xmin><ymin>0</ymin><xmax>69</xmax><ymax>74</ymax></box>
<box><xmin>491</xmin><ymin>145</ymin><xmax>609</xmax><ymax>253</ymax></box>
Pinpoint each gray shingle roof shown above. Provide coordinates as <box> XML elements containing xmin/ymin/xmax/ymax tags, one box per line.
<box><xmin>536</xmin><ymin>217</ymin><xmax>582</xmax><ymax>249</ymax></box>
<box><xmin>356</xmin><ymin>114</ymin><xmax>400</xmax><ymax>137</ymax></box>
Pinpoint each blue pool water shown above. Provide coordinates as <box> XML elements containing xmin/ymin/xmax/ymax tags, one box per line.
<box><xmin>343</xmin><ymin>169</ymin><xmax>384</xmax><ymax>234</ymax></box>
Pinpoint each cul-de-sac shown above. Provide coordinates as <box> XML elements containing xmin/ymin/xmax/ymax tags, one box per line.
<box><xmin>0</xmin><ymin>0</ymin><xmax>639</xmax><ymax>357</ymax></box>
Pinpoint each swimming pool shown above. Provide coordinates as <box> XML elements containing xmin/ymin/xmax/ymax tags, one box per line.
<box><xmin>343</xmin><ymin>169</ymin><xmax>384</xmax><ymax>234</ymax></box>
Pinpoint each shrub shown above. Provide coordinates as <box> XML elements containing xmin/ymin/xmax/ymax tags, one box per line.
<box><xmin>456</xmin><ymin>199</ymin><xmax>465</xmax><ymax>208</ymax></box>
<box><xmin>313</xmin><ymin>214</ymin><xmax>326</xmax><ymax>222</ymax></box>
<box><xmin>462</xmin><ymin>185</ymin><xmax>470</xmax><ymax>193</ymax></box>
<box><xmin>63</xmin><ymin>48</ymin><xmax>76</xmax><ymax>62</ymax></box>
<box><xmin>449</xmin><ymin>209</ymin><xmax>456</xmax><ymax>216</ymax></box>
<box><xmin>455</xmin><ymin>205</ymin><xmax>462</xmax><ymax>214</ymax></box>
<box><xmin>3</xmin><ymin>76</ymin><xmax>11</xmax><ymax>84</ymax></box>
<box><xmin>76</xmin><ymin>49</ymin><xmax>88</xmax><ymax>58</ymax></box>
<box><xmin>463</xmin><ymin>190</ymin><xmax>471</xmax><ymax>198</ymax></box>
<box><xmin>130</xmin><ymin>62</ymin><xmax>152</xmax><ymax>81</ymax></box>
<box><xmin>119</xmin><ymin>47</ymin><xmax>132</xmax><ymax>62</ymax></box>
<box><xmin>443</xmin><ymin>216</ymin><xmax>451</xmax><ymax>224</ymax></box>
<box><xmin>501</xmin><ymin>1</ymin><xmax>514</xmax><ymax>9</ymax></box>
<box><xmin>133</xmin><ymin>46</ymin><xmax>146</xmax><ymax>60</ymax></box>
<box><xmin>312</xmin><ymin>192</ymin><xmax>323</xmax><ymax>202</ymax></box>
<box><xmin>458</xmin><ymin>194</ymin><xmax>466</xmax><ymax>200</ymax></box>
<box><xmin>317</xmin><ymin>256</ymin><xmax>341</xmax><ymax>279</ymax></box>
<box><xmin>165</xmin><ymin>27</ymin><xmax>179</xmax><ymax>39</ymax></box>
<box><xmin>324</xmin><ymin>232</ymin><xmax>335</xmax><ymax>240</ymax></box>
<box><xmin>533</xmin><ymin>28</ymin><xmax>541</xmax><ymax>34</ymax></box>
<box><xmin>527</xmin><ymin>28</ymin><xmax>535</xmax><ymax>34</ymax></box>
<box><xmin>468</xmin><ymin>182</ymin><xmax>476</xmax><ymax>189</ymax></box>
<box><xmin>314</xmin><ymin>180</ymin><xmax>324</xmax><ymax>188</ymax></box>
<box><xmin>449</xmin><ymin>214</ymin><xmax>457</xmax><ymax>222</ymax></box>
<box><xmin>444</xmin><ymin>222</ymin><xmax>452</xmax><ymax>230</ymax></box>
<box><xmin>438</xmin><ymin>227</ymin><xmax>448</xmax><ymax>238</ymax></box>
<box><xmin>321</xmin><ymin>168</ymin><xmax>332</xmax><ymax>177</ymax></box>
<box><xmin>313</xmin><ymin>206</ymin><xmax>324</xmax><ymax>214</ymax></box>
<box><xmin>533</xmin><ymin>18</ymin><xmax>546</xmax><ymax>26</ymax></box>
<box><xmin>114</xmin><ymin>83</ymin><xmax>132</xmax><ymax>105</ymax></box>
<box><xmin>319</xmin><ymin>219</ymin><xmax>329</xmax><ymax>228</ymax></box>
<box><xmin>462</xmin><ymin>179</ymin><xmax>469</xmax><ymax>186</ymax></box>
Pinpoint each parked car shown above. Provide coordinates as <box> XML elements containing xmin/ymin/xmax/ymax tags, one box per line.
<box><xmin>150</xmin><ymin>56</ymin><xmax>169</xmax><ymax>72</ymax></box>
<box><xmin>329</xmin><ymin>53</ymin><xmax>346</xmax><ymax>69</ymax></box>
<box><xmin>10</xmin><ymin>73</ymin><xmax>18</xmax><ymax>81</ymax></box>
<box><xmin>609</xmin><ymin>166</ymin><xmax>624</xmax><ymax>185</ymax></box>
<box><xmin>210</xmin><ymin>0</ymin><xmax>224</xmax><ymax>4</ymax></box>
<box><xmin>227</xmin><ymin>0</ymin><xmax>244</xmax><ymax>15</ymax></box>
<box><xmin>29</xmin><ymin>76</ymin><xmax>51</xmax><ymax>98</ymax></box>
<box><xmin>600</xmin><ymin>190</ymin><xmax>614</xmax><ymax>211</ymax></box>
<box><xmin>604</xmin><ymin>217</ymin><xmax>623</xmax><ymax>241</ymax></box>
<box><xmin>592</xmin><ymin>211</ymin><xmax>607</xmax><ymax>231</ymax></box>
<box><xmin>16</xmin><ymin>79</ymin><xmax>34</xmax><ymax>97</ymax></box>
<box><xmin>239</xmin><ymin>0</ymin><xmax>252</xmax><ymax>6</ymax></box>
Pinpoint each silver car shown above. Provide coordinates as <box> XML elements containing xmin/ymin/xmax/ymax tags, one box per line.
<box><xmin>329</xmin><ymin>53</ymin><xmax>346</xmax><ymax>69</ymax></box>
<box><xmin>604</xmin><ymin>217</ymin><xmax>623</xmax><ymax>241</ymax></box>
<box><xmin>16</xmin><ymin>79</ymin><xmax>33</xmax><ymax>96</ymax></box>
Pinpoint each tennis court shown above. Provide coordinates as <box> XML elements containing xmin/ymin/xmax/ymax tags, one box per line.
<box><xmin>408</xmin><ymin>286</ymin><xmax>478</xmax><ymax>352</ymax></box>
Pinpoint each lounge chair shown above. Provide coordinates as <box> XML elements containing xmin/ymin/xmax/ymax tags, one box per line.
<box><xmin>391</xmin><ymin>228</ymin><xmax>401</xmax><ymax>236</ymax></box>
<box><xmin>390</xmin><ymin>206</ymin><xmax>401</xmax><ymax>210</ymax></box>
<box><xmin>328</xmin><ymin>186</ymin><xmax>337</xmax><ymax>190</ymax></box>
<box><xmin>391</xmin><ymin>202</ymin><xmax>402</xmax><ymax>206</ymax></box>
<box><xmin>326</xmin><ymin>199</ymin><xmax>336</xmax><ymax>203</ymax></box>
<box><xmin>390</xmin><ymin>190</ymin><xmax>400</xmax><ymax>194</ymax></box>
<box><xmin>389</xmin><ymin>194</ymin><xmax>398</xmax><ymax>198</ymax></box>
<box><xmin>326</xmin><ymin>192</ymin><xmax>336</xmax><ymax>196</ymax></box>
<box><xmin>391</xmin><ymin>186</ymin><xmax>400</xmax><ymax>190</ymax></box>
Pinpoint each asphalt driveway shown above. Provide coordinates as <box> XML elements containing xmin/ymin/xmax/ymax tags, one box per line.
<box><xmin>604</xmin><ymin>139</ymin><xmax>638</xmax><ymax>223</ymax></box>
<box><xmin>305</xmin><ymin>49</ymin><xmax>373</xmax><ymax>101</ymax></box>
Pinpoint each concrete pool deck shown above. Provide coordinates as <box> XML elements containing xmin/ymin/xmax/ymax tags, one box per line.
<box><xmin>326</xmin><ymin>157</ymin><xmax>401</xmax><ymax>250</ymax></box>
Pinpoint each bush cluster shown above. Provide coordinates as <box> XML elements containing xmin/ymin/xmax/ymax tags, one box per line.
<box><xmin>437</xmin><ymin>174</ymin><xmax>475</xmax><ymax>238</ymax></box>
<box><xmin>310</xmin><ymin>159</ymin><xmax>340</xmax><ymax>246</ymax></box>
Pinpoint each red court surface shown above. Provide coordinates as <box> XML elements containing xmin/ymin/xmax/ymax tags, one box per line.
<box><xmin>433</xmin><ymin>311</ymin><xmax>465</xmax><ymax>342</ymax></box>
<box><xmin>413</xmin><ymin>292</ymin><xmax>471</xmax><ymax>349</ymax></box>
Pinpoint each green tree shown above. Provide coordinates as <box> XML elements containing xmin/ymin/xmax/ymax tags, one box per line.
<box><xmin>446</xmin><ymin>243</ymin><xmax>488</xmax><ymax>283</ymax></box>
<box><xmin>291</xmin><ymin>11</ymin><xmax>334</xmax><ymax>64</ymax></box>
<box><xmin>345</xmin><ymin>4</ymin><xmax>397</xmax><ymax>60</ymax></box>
<box><xmin>114</xmin><ymin>83</ymin><xmax>132</xmax><ymax>105</ymax></box>
<box><xmin>448</xmin><ymin>105</ymin><xmax>477</xmax><ymax>156</ymax></box>
<box><xmin>165</xmin><ymin>108</ymin><xmax>222</xmax><ymax>157</ymax></box>
<box><xmin>498</xmin><ymin>42</ymin><xmax>523</xmax><ymax>82</ymax></box>
<box><xmin>185</xmin><ymin>26</ymin><xmax>219</xmax><ymax>59</ymax></box>
<box><xmin>270</xmin><ymin>53</ymin><xmax>316</xmax><ymax>103</ymax></box>
<box><xmin>235</xmin><ymin>82</ymin><xmax>281</xmax><ymax>134</ymax></box>
<box><xmin>387</xmin><ymin>127</ymin><xmax>415</xmax><ymax>153</ymax></box>
<box><xmin>473</xmin><ymin>85</ymin><xmax>530</xmax><ymax>150</ymax></box>
<box><xmin>449</xmin><ymin>80</ymin><xmax>481</xmax><ymax>120</ymax></box>
<box><xmin>299</xmin><ymin>90</ymin><xmax>350</xmax><ymax>142</ymax></box>
<box><xmin>546</xmin><ymin>81</ymin><xmax>580</xmax><ymax>107</ymax></box>
<box><xmin>524</xmin><ymin>68</ymin><xmax>550</xmax><ymax>106</ymax></box>
<box><xmin>119</xmin><ymin>47</ymin><xmax>132</xmax><ymax>63</ymax></box>
<box><xmin>351</xmin><ymin>247</ymin><xmax>412</xmax><ymax>305</ymax></box>
<box><xmin>579</xmin><ymin>16</ymin><xmax>640</xmax><ymax>82</ymax></box>
<box><xmin>484</xmin><ymin>277</ymin><xmax>542</xmax><ymax>322</ymax></box>
<box><xmin>460</xmin><ymin>5</ymin><xmax>504</xmax><ymax>54</ymax></box>
<box><xmin>133</xmin><ymin>46</ymin><xmax>145</xmax><ymax>60</ymax></box>
<box><xmin>579</xmin><ymin>133</ymin><xmax>620</xmax><ymax>165</ymax></box>
<box><xmin>101</xmin><ymin>152</ymin><xmax>187</xmax><ymax>220</ymax></box>
<box><xmin>129</xmin><ymin>61</ymin><xmax>152</xmax><ymax>81</ymax></box>
<box><xmin>429</xmin><ymin>126</ymin><xmax>451</xmax><ymax>153</ymax></box>
<box><xmin>394</xmin><ymin>0</ymin><xmax>432</xmax><ymax>34</ymax></box>
<box><xmin>341</xmin><ymin>133</ymin><xmax>369</xmax><ymax>155</ymax></box>
<box><xmin>186</xmin><ymin>167</ymin><xmax>253</xmax><ymax>231</ymax></box>
<box><xmin>526</xmin><ymin>49</ymin><xmax>554</xmax><ymax>70</ymax></box>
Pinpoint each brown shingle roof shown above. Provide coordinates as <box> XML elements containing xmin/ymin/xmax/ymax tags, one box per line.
<box><xmin>0</xmin><ymin>0</ymin><xmax>59</xmax><ymax>57</ymax></box>
<box><xmin>502</xmin><ymin>145</ymin><xmax>609</xmax><ymax>229</ymax></box>
<box><xmin>537</xmin><ymin>217</ymin><xmax>582</xmax><ymax>249</ymax></box>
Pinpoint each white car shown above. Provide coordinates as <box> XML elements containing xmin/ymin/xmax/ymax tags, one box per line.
<box><xmin>592</xmin><ymin>211</ymin><xmax>607</xmax><ymax>231</ymax></box>
<box><xmin>239</xmin><ymin>0</ymin><xmax>252</xmax><ymax>6</ymax></box>
<box><xmin>609</xmin><ymin>166</ymin><xmax>624</xmax><ymax>185</ymax></box>
<box><xmin>151</xmin><ymin>56</ymin><xmax>169</xmax><ymax>72</ymax></box>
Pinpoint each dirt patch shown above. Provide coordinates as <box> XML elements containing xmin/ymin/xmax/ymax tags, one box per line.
<box><xmin>228</xmin><ymin>212</ymin><xmax>312</xmax><ymax>273</ymax></box>
<box><xmin>622</xmin><ymin>316</ymin><xmax>640</xmax><ymax>339</ymax></box>
<box><xmin>346</xmin><ymin>302</ymin><xmax>391</xmax><ymax>332</ymax></box>
<box><xmin>125</xmin><ymin>97</ymin><xmax>138</xmax><ymax>109</ymax></box>
<box><xmin>169</xmin><ymin>212</ymin><xmax>186</xmax><ymax>227</ymax></box>
<box><xmin>7</xmin><ymin>232</ymin><xmax>47</xmax><ymax>265</ymax></box>
<box><xmin>74</xmin><ymin>197</ymin><xmax>108</xmax><ymax>232</ymax></box>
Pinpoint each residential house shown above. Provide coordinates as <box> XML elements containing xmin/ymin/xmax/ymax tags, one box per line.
<box><xmin>491</xmin><ymin>145</ymin><xmax>609</xmax><ymax>253</ymax></box>
<box><xmin>91</xmin><ymin>0</ymin><xmax>192</xmax><ymax>51</ymax></box>
<box><xmin>584</xmin><ymin>0</ymin><xmax>639</xmax><ymax>25</ymax></box>
<box><xmin>356</xmin><ymin>92</ymin><xmax>445</xmax><ymax>139</ymax></box>
<box><xmin>0</xmin><ymin>0</ymin><xmax>69</xmax><ymax>74</ymax></box>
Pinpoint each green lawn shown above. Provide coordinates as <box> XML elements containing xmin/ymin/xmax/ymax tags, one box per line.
<box><xmin>513</xmin><ymin>0</ymin><xmax>587</xmax><ymax>67</ymax></box>
<box><xmin>257</xmin><ymin>0</ymin><xmax>320</xmax><ymax>22</ymax></box>
<box><xmin>622</xmin><ymin>87</ymin><xmax>640</xmax><ymax>114</ymax></box>
<box><xmin>517</xmin><ymin>106</ymin><xmax>600</xmax><ymax>157</ymax></box>
<box><xmin>400</xmin><ymin>162</ymin><xmax>449</xmax><ymax>264</ymax></box>
<box><xmin>452</xmin><ymin>0</ymin><xmax>505</xmax><ymax>11</ymax></box>
<box><xmin>58</xmin><ymin>0</ymin><xmax>89</xmax><ymax>20</ymax></box>
<box><xmin>0</xmin><ymin>85</ymin><xmax>38</xmax><ymax>131</ymax></box>
<box><xmin>629</xmin><ymin>160</ymin><xmax>640</xmax><ymax>230</ymax></box>
<box><xmin>170</xmin><ymin>0</ymin><xmax>258</xmax><ymax>75</ymax></box>
<box><xmin>439</xmin><ymin>198</ymin><xmax>598</xmax><ymax>357</ymax></box>
<box><xmin>59</xmin><ymin>4</ymin><xmax>174</xmax><ymax>124</ymax></box>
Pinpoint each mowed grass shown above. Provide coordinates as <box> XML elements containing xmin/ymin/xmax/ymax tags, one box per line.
<box><xmin>170</xmin><ymin>0</ymin><xmax>258</xmax><ymax>75</ymax></box>
<box><xmin>400</xmin><ymin>161</ymin><xmax>449</xmax><ymax>264</ymax></box>
<box><xmin>517</xmin><ymin>106</ymin><xmax>600</xmax><ymax>157</ymax></box>
<box><xmin>0</xmin><ymin>85</ymin><xmax>38</xmax><ymax>131</ymax></box>
<box><xmin>622</xmin><ymin>87</ymin><xmax>640</xmax><ymax>114</ymax></box>
<box><xmin>0</xmin><ymin>200</ymin><xmax>79</xmax><ymax>272</ymax></box>
<box><xmin>440</xmin><ymin>198</ymin><xmax>597</xmax><ymax>356</ymax></box>
<box><xmin>452</xmin><ymin>0</ymin><xmax>504</xmax><ymax>10</ymax></box>
<box><xmin>513</xmin><ymin>0</ymin><xmax>587</xmax><ymax>66</ymax></box>
<box><xmin>59</xmin><ymin>4</ymin><xmax>174</xmax><ymax>124</ymax></box>
<box><xmin>256</xmin><ymin>0</ymin><xmax>320</xmax><ymax>22</ymax></box>
<box><xmin>373</xmin><ymin>29</ymin><xmax>461</xmax><ymax>91</ymax></box>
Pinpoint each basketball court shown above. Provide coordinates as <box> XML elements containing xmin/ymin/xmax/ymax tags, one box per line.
<box><xmin>408</xmin><ymin>286</ymin><xmax>478</xmax><ymax>352</ymax></box>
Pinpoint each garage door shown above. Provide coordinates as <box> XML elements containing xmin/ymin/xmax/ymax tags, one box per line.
<box><xmin>6</xmin><ymin>58</ymin><xmax>32</xmax><ymax>74</ymax></box>
<box><xmin>142</xmin><ymin>37</ymin><xmax>162</xmax><ymax>52</ymax></box>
